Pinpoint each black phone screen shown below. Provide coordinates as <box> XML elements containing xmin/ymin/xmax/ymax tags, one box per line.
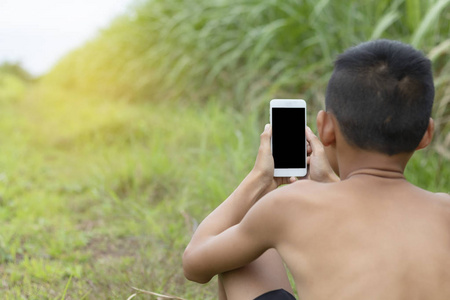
<box><xmin>272</xmin><ymin>107</ymin><xmax>306</xmax><ymax>168</ymax></box>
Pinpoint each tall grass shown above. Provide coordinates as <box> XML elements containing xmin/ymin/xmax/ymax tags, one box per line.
<box><xmin>44</xmin><ymin>0</ymin><xmax>450</xmax><ymax>163</ymax></box>
<box><xmin>45</xmin><ymin>0</ymin><xmax>449</xmax><ymax>105</ymax></box>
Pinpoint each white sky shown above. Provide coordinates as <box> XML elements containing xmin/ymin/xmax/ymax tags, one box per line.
<box><xmin>0</xmin><ymin>0</ymin><xmax>135</xmax><ymax>76</ymax></box>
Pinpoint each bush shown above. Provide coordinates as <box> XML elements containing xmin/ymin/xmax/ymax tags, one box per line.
<box><xmin>0</xmin><ymin>62</ymin><xmax>32</xmax><ymax>103</ymax></box>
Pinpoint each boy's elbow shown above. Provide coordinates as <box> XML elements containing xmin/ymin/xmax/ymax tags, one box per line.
<box><xmin>183</xmin><ymin>266</ymin><xmax>211</xmax><ymax>284</ymax></box>
<box><xmin>182</xmin><ymin>247</ymin><xmax>213</xmax><ymax>284</ymax></box>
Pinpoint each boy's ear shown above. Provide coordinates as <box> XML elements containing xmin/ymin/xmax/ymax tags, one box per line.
<box><xmin>316</xmin><ymin>110</ymin><xmax>336</xmax><ymax>146</ymax></box>
<box><xmin>416</xmin><ymin>118</ymin><xmax>434</xmax><ymax>150</ymax></box>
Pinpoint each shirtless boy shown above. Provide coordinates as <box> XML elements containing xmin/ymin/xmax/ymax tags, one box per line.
<box><xmin>183</xmin><ymin>39</ymin><xmax>450</xmax><ymax>300</ymax></box>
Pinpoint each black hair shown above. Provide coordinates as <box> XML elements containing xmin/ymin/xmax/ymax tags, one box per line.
<box><xmin>325</xmin><ymin>39</ymin><xmax>434</xmax><ymax>155</ymax></box>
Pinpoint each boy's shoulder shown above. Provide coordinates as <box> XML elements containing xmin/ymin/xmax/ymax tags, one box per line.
<box><xmin>268</xmin><ymin>179</ymin><xmax>450</xmax><ymax>216</ymax></box>
<box><xmin>434</xmin><ymin>192</ymin><xmax>450</xmax><ymax>209</ymax></box>
<box><xmin>274</xmin><ymin>179</ymin><xmax>341</xmax><ymax>200</ymax></box>
<box><xmin>435</xmin><ymin>192</ymin><xmax>450</xmax><ymax>199</ymax></box>
<box><xmin>266</xmin><ymin>179</ymin><xmax>340</xmax><ymax>213</ymax></box>
<box><xmin>407</xmin><ymin>183</ymin><xmax>450</xmax><ymax>207</ymax></box>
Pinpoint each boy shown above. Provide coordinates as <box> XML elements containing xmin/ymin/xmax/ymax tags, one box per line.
<box><xmin>183</xmin><ymin>39</ymin><xmax>450</xmax><ymax>300</ymax></box>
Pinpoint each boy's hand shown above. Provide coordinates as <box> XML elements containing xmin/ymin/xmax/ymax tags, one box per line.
<box><xmin>252</xmin><ymin>124</ymin><xmax>296</xmax><ymax>194</ymax></box>
<box><xmin>306</xmin><ymin>127</ymin><xmax>339</xmax><ymax>182</ymax></box>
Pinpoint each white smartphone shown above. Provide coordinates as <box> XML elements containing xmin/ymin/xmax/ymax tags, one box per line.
<box><xmin>270</xmin><ymin>99</ymin><xmax>307</xmax><ymax>177</ymax></box>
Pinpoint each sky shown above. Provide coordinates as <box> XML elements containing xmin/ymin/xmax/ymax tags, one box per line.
<box><xmin>0</xmin><ymin>0</ymin><xmax>136</xmax><ymax>76</ymax></box>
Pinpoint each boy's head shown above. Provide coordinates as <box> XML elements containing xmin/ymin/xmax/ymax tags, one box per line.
<box><xmin>325</xmin><ymin>39</ymin><xmax>434</xmax><ymax>155</ymax></box>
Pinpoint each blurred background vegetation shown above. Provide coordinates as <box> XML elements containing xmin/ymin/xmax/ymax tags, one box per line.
<box><xmin>0</xmin><ymin>0</ymin><xmax>449</xmax><ymax>298</ymax></box>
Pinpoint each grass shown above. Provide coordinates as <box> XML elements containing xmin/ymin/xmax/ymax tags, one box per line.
<box><xmin>45</xmin><ymin>0</ymin><xmax>450</xmax><ymax>107</ymax></box>
<box><xmin>43</xmin><ymin>0</ymin><xmax>450</xmax><ymax>152</ymax></box>
<box><xmin>0</xmin><ymin>81</ymin><xmax>447</xmax><ymax>299</ymax></box>
<box><xmin>1</xmin><ymin>0</ymin><xmax>449</xmax><ymax>298</ymax></box>
<box><xmin>0</xmin><ymin>85</ymin><xmax>264</xmax><ymax>298</ymax></box>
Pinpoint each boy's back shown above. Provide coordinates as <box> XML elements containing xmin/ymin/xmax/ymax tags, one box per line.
<box><xmin>276</xmin><ymin>175</ymin><xmax>450</xmax><ymax>300</ymax></box>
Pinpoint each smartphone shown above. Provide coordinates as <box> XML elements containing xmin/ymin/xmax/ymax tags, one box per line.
<box><xmin>270</xmin><ymin>99</ymin><xmax>307</xmax><ymax>177</ymax></box>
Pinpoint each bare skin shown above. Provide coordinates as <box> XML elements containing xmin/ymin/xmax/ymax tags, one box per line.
<box><xmin>183</xmin><ymin>111</ymin><xmax>450</xmax><ymax>300</ymax></box>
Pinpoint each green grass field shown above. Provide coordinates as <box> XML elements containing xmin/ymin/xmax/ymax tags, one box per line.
<box><xmin>0</xmin><ymin>82</ymin><xmax>447</xmax><ymax>299</ymax></box>
<box><xmin>0</xmin><ymin>84</ymin><xmax>264</xmax><ymax>298</ymax></box>
<box><xmin>1</xmin><ymin>0</ymin><xmax>449</xmax><ymax>298</ymax></box>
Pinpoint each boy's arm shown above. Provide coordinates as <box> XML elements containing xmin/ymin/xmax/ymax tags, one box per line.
<box><xmin>183</xmin><ymin>125</ymin><xmax>290</xmax><ymax>282</ymax></box>
<box><xmin>188</xmin><ymin>125</ymin><xmax>296</xmax><ymax>240</ymax></box>
<box><xmin>183</xmin><ymin>125</ymin><xmax>337</xmax><ymax>283</ymax></box>
<box><xmin>183</xmin><ymin>188</ymin><xmax>287</xmax><ymax>283</ymax></box>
